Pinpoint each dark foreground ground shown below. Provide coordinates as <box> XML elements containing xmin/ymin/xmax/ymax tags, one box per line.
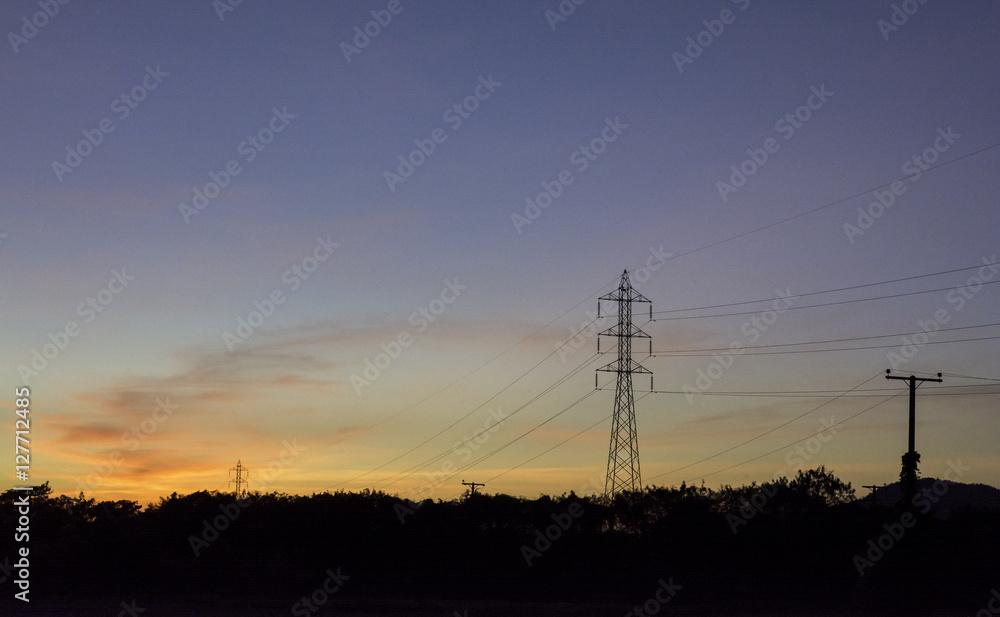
<box><xmin>2</xmin><ymin>474</ymin><xmax>998</xmax><ymax>616</ymax></box>
<box><xmin>3</xmin><ymin>595</ymin><xmax>989</xmax><ymax>617</ymax></box>
<box><xmin>7</xmin><ymin>560</ymin><xmax>995</xmax><ymax>617</ymax></box>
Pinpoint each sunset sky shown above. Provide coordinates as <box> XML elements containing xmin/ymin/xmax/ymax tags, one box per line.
<box><xmin>2</xmin><ymin>1</ymin><xmax>999</xmax><ymax>507</ymax></box>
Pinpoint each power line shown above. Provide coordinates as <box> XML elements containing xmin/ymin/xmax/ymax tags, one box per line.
<box><xmin>667</xmin><ymin>393</ymin><xmax>905</xmax><ymax>486</ymax></box>
<box><xmin>467</xmin><ymin>373</ymin><xmax>1000</xmax><ymax>491</ymax></box>
<box><xmin>644</xmin><ymin>142</ymin><xmax>1000</xmax><ymax>269</ymax></box>
<box><xmin>486</xmin><ymin>391</ymin><xmax>653</xmax><ymax>486</ymax></box>
<box><xmin>488</xmin><ymin>415</ymin><xmax>609</xmax><ymax>484</ymax></box>
<box><xmin>644</xmin><ymin>372</ymin><xmax>883</xmax><ymax>483</ymax></box>
<box><xmin>632</xmin><ymin>390</ymin><xmax>999</xmax><ymax>398</ymax></box>
<box><xmin>477</xmin><ymin>368</ymin><xmax>997</xmax><ymax>495</ymax></box>
<box><xmin>335</xmin><ymin>320</ymin><xmax>603</xmax><ymax>489</ymax></box>
<box><xmin>596</xmin><ymin>145</ymin><xmax>1000</xmax><ymax>355</ymax></box>
<box><xmin>649</xmin><ymin>334</ymin><xmax>1000</xmax><ymax>356</ymax></box>
<box><xmin>376</xmin><ymin>353</ymin><xmax>599</xmax><ymax>490</ymax></box>
<box><xmin>607</xmin><ymin>382</ymin><xmax>1000</xmax><ymax>396</ymax></box>
<box><xmin>650</xmin><ymin>279</ymin><xmax>1000</xmax><ymax>321</ymax></box>
<box><xmin>461</xmin><ymin>390</ymin><xmax>599</xmax><ymax>476</ymax></box>
<box><xmin>651</xmin><ymin>263</ymin><xmax>999</xmax><ymax>316</ymax></box>
<box><xmin>649</xmin><ymin>321</ymin><xmax>1000</xmax><ymax>355</ymax></box>
<box><xmin>375</xmin><ymin>352</ymin><xmax>602</xmax><ymax>491</ymax></box>
<box><xmin>308</xmin><ymin>315</ymin><xmax>606</xmax><ymax>468</ymax></box>
<box><xmin>942</xmin><ymin>372</ymin><xmax>1000</xmax><ymax>383</ymax></box>
<box><xmin>410</xmin><ymin>389</ymin><xmax>600</xmax><ymax>500</ymax></box>
<box><xmin>325</xmin><ymin>141</ymin><xmax>1000</xmax><ymax>498</ymax></box>
<box><xmin>472</xmin><ymin>370</ymin><xmax>996</xmax><ymax>494</ymax></box>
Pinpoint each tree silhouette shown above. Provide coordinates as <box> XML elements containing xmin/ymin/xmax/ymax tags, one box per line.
<box><xmin>900</xmin><ymin>450</ymin><xmax>921</xmax><ymax>505</ymax></box>
<box><xmin>2</xmin><ymin>468</ymin><xmax>996</xmax><ymax>614</ymax></box>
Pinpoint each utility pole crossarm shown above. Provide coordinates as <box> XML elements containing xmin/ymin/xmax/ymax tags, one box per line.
<box><xmin>862</xmin><ymin>483</ymin><xmax>888</xmax><ymax>506</ymax></box>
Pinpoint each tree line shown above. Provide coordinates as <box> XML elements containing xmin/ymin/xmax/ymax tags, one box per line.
<box><xmin>1</xmin><ymin>466</ymin><xmax>996</xmax><ymax>614</ymax></box>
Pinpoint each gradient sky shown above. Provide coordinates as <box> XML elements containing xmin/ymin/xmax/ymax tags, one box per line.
<box><xmin>2</xmin><ymin>1</ymin><xmax>999</xmax><ymax>507</ymax></box>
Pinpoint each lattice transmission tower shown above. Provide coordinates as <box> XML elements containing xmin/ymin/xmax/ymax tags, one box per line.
<box><xmin>596</xmin><ymin>270</ymin><xmax>652</xmax><ymax>500</ymax></box>
<box><xmin>229</xmin><ymin>460</ymin><xmax>249</xmax><ymax>497</ymax></box>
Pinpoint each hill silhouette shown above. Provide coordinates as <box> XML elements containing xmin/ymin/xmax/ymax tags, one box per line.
<box><xmin>858</xmin><ymin>477</ymin><xmax>1000</xmax><ymax>518</ymax></box>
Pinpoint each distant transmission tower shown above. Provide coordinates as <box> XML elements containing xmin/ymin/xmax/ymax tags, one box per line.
<box><xmin>229</xmin><ymin>460</ymin><xmax>248</xmax><ymax>497</ymax></box>
<box><xmin>596</xmin><ymin>270</ymin><xmax>652</xmax><ymax>500</ymax></box>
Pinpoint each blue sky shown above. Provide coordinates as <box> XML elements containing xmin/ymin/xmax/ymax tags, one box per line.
<box><xmin>2</xmin><ymin>0</ymin><xmax>999</xmax><ymax>505</ymax></box>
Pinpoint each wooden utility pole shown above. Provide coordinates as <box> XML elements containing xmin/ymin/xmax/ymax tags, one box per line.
<box><xmin>461</xmin><ymin>480</ymin><xmax>484</xmax><ymax>497</ymax></box>
<box><xmin>863</xmin><ymin>483</ymin><xmax>888</xmax><ymax>507</ymax></box>
<box><xmin>885</xmin><ymin>370</ymin><xmax>943</xmax><ymax>455</ymax></box>
<box><xmin>885</xmin><ymin>370</ymin><xmax>942</xmax><ymax>501</ymax></box>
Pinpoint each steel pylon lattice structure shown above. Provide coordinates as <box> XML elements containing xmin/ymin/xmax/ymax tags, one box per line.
<box><xmin>596</xmin><ymin>270</ymin><xmax>652</xmax><ymax>500</ymax></box>
<box><xmin>229</xmin><ymin>460</ymin><xmax>249</xmax><ymax>497</ymax></box>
